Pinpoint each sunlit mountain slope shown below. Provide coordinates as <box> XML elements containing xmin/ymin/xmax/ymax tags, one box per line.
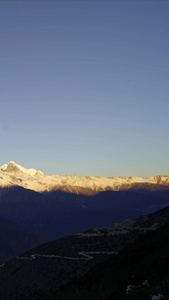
<box><xmin>0</xmin><ymin>161</ymin><xmax>169</xmax><ymax>194</ymax></box>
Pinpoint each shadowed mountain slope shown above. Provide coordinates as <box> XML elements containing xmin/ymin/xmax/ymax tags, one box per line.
<box><xmin>0</xmin><ymin>186</ymin><xmax>169</xmax><ymax>241</ymax></box>
<box><xmin>0</xmin><ymin>215</ymin><xmax>46</xmax><ymax>263</ymax></box>
<box><xmin>1</xmin><ymin>205</ymin><xmax>169</xmax><ymax>299</ymax></box>
<box><xmin>48</xmin><ymin>223</ymin><xmax>169</xmax><ymax>300</ymax></box>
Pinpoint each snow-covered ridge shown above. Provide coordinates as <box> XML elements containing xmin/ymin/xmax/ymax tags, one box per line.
<box><xmin>0</xmin><ymin>161</ymin><xmax>169</xmax><ymax>195</ymax></box>
<box><xmin>1</xmin><ymin>161</ymin><xmax>40</xmax><ymax>176</ymax></box>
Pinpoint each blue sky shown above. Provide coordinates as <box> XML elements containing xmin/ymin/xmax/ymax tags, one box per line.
<box><xmin>0</xmin><ymin>1</ymin><xmax>169</xmax><ymax>177</ymax></box>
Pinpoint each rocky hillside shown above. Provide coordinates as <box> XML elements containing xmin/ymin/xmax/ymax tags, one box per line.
<box><xmin>48</xmin><ymin>222</ymin><xmax>169</xmax><ymax>300</ymax></box>
<box><xmin>1</xmin><ymin>205</ymin><xmax>169</xmax><ymax>299</ymax></box>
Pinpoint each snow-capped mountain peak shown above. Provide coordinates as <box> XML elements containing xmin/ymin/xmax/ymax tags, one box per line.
<box><xmin>0</xmin><ymin>161</ymin><xmax>169</xmax><ymax>195</ymax></box>
<box><xmin>1</xmin><ymin>161</ymin><xmax>38</xmax><ymax>176</ymax></box>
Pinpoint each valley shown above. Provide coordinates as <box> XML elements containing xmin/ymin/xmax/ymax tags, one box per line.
<box><xmin>0</xmin><ymin>162</ymin><xmax>169</xmax><ymax>299</ymax></box>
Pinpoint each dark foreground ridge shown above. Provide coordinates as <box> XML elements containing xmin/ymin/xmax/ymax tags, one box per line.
<box><xmin>46</xmin><ymin>222</ymin><xmax>169</xmax><ymax>300</ymax></box>
<box><xmin>1</xmin><ymin>205</ymin><xmax>169</xmax><ymax>299</ymax></box>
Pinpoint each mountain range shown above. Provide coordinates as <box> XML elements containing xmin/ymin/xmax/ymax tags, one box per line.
<box><xmin>1</xmin><ymin>161</ymin><xmax>169</xmax><ymax>194</ymax></box>
<box><xmin>0</xmin><ymin>162</ymin><xmax>169</xmax><ymax>299</ymax></box>
<box><xmin>0</xmin><ymin>162</ymin><xmax>169</xmax><ymax>263</ymax></box>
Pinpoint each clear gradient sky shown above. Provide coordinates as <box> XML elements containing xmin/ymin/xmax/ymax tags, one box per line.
<box><xmin>0</xmin><ymin>1</ymin><xmax>169</xmax><ymax>177</ymax></box>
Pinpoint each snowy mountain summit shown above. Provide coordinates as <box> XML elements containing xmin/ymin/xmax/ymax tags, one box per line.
<box><xmin>1</xmin><ymin>161</ymin><xmax>39</xmax><ymax>176</ymax></box>
<box><xmin>0</xmin><ymin>161</ymin><xmax>169</xmax><ymax>195</ymax></box>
